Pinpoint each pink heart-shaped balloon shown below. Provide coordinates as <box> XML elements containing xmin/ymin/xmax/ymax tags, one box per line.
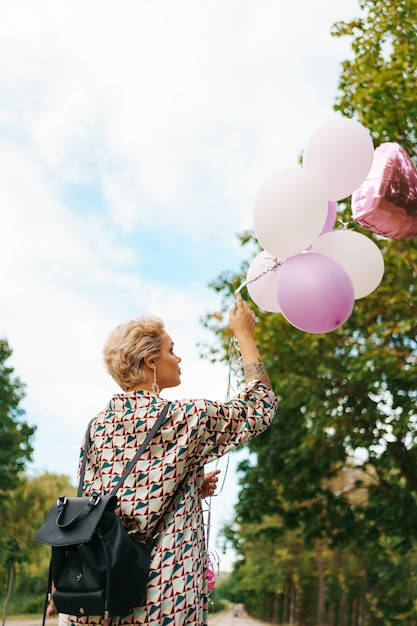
<box><xmin>351</xmin><ymin>142</ymin><xmax>417</xmax><ymax>239</ymax></box>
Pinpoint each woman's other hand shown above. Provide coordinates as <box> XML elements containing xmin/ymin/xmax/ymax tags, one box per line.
<box><xmin>46</xmin><ymin>599</ymin><xmax>58</xmax><ymax>619</ymax></box>
<box><xmin>201</xmin><ymin>469</ymin><xmax>221</xmax><ymax>499</ymax></box>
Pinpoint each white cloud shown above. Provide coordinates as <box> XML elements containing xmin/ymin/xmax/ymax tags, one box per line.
<box><xmin>0</xmin><ymin>0</ymin><xmax>357</xmax><ymax>234</ymax></box>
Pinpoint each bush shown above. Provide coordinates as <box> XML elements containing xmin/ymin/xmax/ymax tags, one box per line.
<box><xmin>0</xmin><ymin>592</ymin><xmax>44</xmax><ymax>617</ymax></box>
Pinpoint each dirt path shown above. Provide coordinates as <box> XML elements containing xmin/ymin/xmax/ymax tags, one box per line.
<box><xmin>208</xmin><ymin>607</ymin><xmax>267</xmax><ymax>626</ymax></box>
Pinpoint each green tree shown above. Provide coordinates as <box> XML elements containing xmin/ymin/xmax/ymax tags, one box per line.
<box><xmin>9</xmin><ymin>473</ymin><xmax>76</xmax><ymax>589</ymax></box>
<box><xmin>0</xmin><ymin>338</ymin><xmax>35</xmax><ymax>495</ymax></box>
<box><xmin>0</xmin><ymin>339</ymin><xmax>35</xmax><ymax>614</ymax></box>
<box><xmin>332</xmin><ymin>0</ymin><xmax>417</xmax><ymax>158</ymax></box>
<box><xmin>0</xmin><ymin>472</ymin><xmax>76</xmax><ymax>615</ymax></box>
<box><xmin>205</xmin><ymin>0</ymin><xmax>417</xmax><ymax>621</ymax></box>
<box><xmin>1</xmin><ymin>538</ymin><xmax>25</xmax><ymax>626</ymax></box>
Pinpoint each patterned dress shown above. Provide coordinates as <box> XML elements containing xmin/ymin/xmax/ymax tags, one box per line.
<box><xmin>69</xmin><ymin>380</ymin><xmax>277</xmax><ymax>626</ymax></box>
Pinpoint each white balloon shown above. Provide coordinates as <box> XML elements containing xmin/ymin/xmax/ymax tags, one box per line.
<box><xmin>310</xmin><ymin>229</ymin><xmax>384</xmax><ymax>299</ymax></box>
<box><xmin>253</xmin><ymin>167</ymin><xmax>328</xmax><ymax>259</ymax></box>
<box><xmin>303</xmin><ymin>118</ymin><xmax>374</xmax><ymax>201</ymax></box>
<box><xmin>246</xmin><ymin>251</ymin><xmax>281</xmax><ymax>312</ymax></box>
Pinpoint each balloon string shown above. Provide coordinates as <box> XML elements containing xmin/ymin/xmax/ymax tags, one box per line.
<box><xmin>226</xmin><ymin>336</ymin><xmax>244</xmax><ymax>399</ymax></box>
<box><xmin>234</xmin><ymin>257</ymin><xmax>283</xmax><ymax>296</ymax></box>
<box><xmin>204</xmin><ymin>334</ymin><xmax>239</xmax><ymax>570</ymax></box>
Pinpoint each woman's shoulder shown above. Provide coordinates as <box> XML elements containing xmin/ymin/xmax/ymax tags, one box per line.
<box><xmin>166</xmin><ymin>397</ymin><xmax>208</xmax><ymax>415</ymax></box>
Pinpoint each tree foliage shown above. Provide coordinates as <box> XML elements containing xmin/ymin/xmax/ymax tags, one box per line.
<box><xmin>204</xmin><ymin>0</ymin><xmax>417</xmax><ymax>622</ymax></box>
<box><xmin>0</xmin><ymin>338</ymin><xmax>35</xmax><ymax>495</ymax></box>
<box><xmin>0</xmin><ymin>472</ymin><xmax>76</xmax><ymax>614</ymax></box>
<box><xmin>0</xmin><ymin>338</ymin><xmax>37</xmax><ymax>614</ymax></box>
<box><xmin>332</xmin><ymin>0</ymin><xmax>417</xmax><ymax>157</ymax></box>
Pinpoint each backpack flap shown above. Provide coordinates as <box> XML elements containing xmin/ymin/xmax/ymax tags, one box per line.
<box><xmin>36</xmin><ymin>494</ymin><xmax>118</xmax><ymax>547</ymax></box>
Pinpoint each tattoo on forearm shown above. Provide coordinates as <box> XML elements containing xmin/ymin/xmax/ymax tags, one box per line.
<box><xmin>244</xmin><ymin>360</ymin><xmax>271</xmax><ymax>387</ymax></box>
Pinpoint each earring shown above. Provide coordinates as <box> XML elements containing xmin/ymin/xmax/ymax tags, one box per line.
<box><xmin>152</xmin><ymin>367</ymin><xmax>160</xmax><ymax>396</ymax></box>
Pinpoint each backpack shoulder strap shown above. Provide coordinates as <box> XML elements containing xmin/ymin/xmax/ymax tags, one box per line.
<box><xmin>77</xmin><ymin>417</ymin><xmax>95</xmax><ymax>497</ymax></box>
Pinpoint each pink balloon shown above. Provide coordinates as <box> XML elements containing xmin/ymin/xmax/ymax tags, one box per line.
<box><xmin>351</xmin><ymin>142</ymin><xmax>417</xmax><ymax>239</ymax></box>
<box><xmin>276</xmin><ymin>253</ymin><xmax>355</xmax><ymax>334</ymax></box>
<box><xmin>253</xmin><ymin>167</ymin><xmax>328</xmax><ymax>258</ymax></box>
<box><xmin>246</xmin><ymin>251</ymin><xmax>281</xmax><ymax>312</ymax></box>
<box><xmin>320</xmin><ymin>201</ymin><xmax>337</xmax><ymax>235</ymax></box>
<box><xmin>310</xmin><ymin>230</ymin><xmax>384</xmax><ymax>299</ymax></box>
<box><xmin>303</xmin><ymin>118</ymin><xmax>374</xmax><ymax>201</ymax></box>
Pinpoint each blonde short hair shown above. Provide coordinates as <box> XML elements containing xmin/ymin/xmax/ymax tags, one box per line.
<box><xmin>103</xmin><ymin>316</ymin><xmax>165</xmax><ymax>391</ymax></box>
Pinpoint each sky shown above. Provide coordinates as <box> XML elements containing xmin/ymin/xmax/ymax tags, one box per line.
<box><xmin>0</xmin><ymin>0</ymin><xmax>360</xmax><ymax>570</ymax></box>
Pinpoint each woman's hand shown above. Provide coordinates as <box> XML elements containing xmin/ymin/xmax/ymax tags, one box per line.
<box><xmin>228</xmin><ymin>292</ymin><xmax>272</xmax><ymax>389</ymax></box>
<box><xmin>46</xmin><ymin>599</ymin><xmax>58</xmax><ymax>619</ymax></box>
<box><xmin>201</xmin><ymin>470</ymin><xmax>221</xmax><ymax>499</ymax></box>
<box><xmin>229</xmin><ymin>292</ymin><xmax>256</xmax><ymax>339</ymax></box>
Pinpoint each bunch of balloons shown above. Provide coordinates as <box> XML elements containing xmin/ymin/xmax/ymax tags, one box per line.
<box><xmin>246</xmin><ymin>118</ymin><xmax>385</xmax><ymax>334</ymax></box>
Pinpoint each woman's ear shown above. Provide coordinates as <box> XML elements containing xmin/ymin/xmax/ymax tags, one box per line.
<box><xmin>143</xmin><ymin>355</ymin><xmax>156</xmax><ymax>370</ymax></box>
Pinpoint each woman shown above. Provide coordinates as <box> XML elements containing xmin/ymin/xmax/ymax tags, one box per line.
<box><xmin>70</xmin><ymin>292</ymin><xmax>277</xmax><ymax>626</ymax></box>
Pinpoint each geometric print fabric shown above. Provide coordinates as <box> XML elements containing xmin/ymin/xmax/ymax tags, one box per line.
<box><xmin>69</xmin><ymin>380</ymin><xmax>277</xmax><ymax>626</ymax></box>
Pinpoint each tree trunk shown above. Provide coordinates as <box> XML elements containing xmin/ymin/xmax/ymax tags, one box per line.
<box><xmin>283</xmin><ymin>584</ymin><xmax>289</xmax><ymax>624</ymax></box>
<box><xmin>339</xmin><ymin>596</ymin><xmax>347</xmax><ymax>626</ymax></box>
<box><xmin>1</xmin><ymin>560</ymin><xmax>15</xmax><ymax>626</ymax></box>
<box><xmin>352</xmin><ymin>596</ymin><xmax>358</xmax><ymax>626</ymax></box>
<box><xmin>316</xmin><ymin>539</ymin><xmax>325</xmax><ymax>626</ymax></box>
<box><xmin>328</xmin><ymin>603</ymin><xmax>335</xmax><ymax>626</ymax></box>
<box><xmin>272</xmin><ymin>592</ymin><xmax>279</xmax><ymax>624</ymax></box>
<box><xmin>358</xmin><ymin>593</ymin><xmax>365</xmax><ymax>626</ymax></box>
<box><xmin>289</xmin><ymin>578</ymin><xmax>296</xmax><ymax>626</ymax></box>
